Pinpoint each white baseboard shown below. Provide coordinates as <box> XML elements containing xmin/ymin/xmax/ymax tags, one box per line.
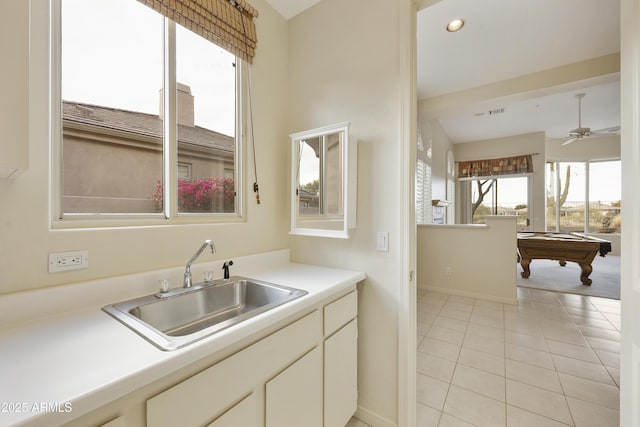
<box><xmin>354</xmin><ymin>406</ymin><xmax>397</xmax><ymax>427</ymax></box>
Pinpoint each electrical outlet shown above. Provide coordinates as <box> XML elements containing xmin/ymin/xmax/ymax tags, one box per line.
<box><xmin>48</xmin><ymin>251</ymin><xmax>89</xmax><ymax>273</ymax></box>
<box><xmin>445</xmin><ymin>266</ymin><xmax>452</xmax><ymax>277</ymax></box>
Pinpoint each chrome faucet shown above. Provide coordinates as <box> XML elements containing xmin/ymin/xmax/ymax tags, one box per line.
<box><xmin>184</xmin><ymin>240</ymin><xmax>216</xmax><ymax>288</ymax></box>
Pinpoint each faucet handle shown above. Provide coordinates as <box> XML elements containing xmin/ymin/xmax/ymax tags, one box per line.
<box><xmin>158</xmin><ymin>279</ymin><xmax>170</xmax><ymax>293</ymax></box>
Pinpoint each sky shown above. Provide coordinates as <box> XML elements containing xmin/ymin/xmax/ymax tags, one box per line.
<box><xmin>61</xmin><ymin>0</ymin><xmax>236</xmax><ymax>136</ymax></box>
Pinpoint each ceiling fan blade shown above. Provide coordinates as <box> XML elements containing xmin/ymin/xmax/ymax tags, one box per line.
<box><xmin>592</xmin><ymin>125</ymin><xmax>620</xmax><ymax>135</ymax></box>
<box><xmin>562</xmin><ymin>137</ymin><xmax>578</xmax><ymax>146</ymax></box>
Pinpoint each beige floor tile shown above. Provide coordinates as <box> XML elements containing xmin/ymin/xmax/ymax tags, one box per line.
<box><xmin>443</xmin><ymin>385</ymin><xmax>506</xmax><ymax>427</ymax></box>
<box><xmin>541</xmin><ymin>327</ymin><xmax>589</xmax><ymax>347</ymax></box>
<box><xmin>418</xmin><ymin>337</ymin><xmax>461</xmax><ymax>361</ymax></box>
<box><xmin>417</xmin><ymin>373</ymin><xmax>450</xmax><ymax>410</ymax></box>
<box><xmin>469</xmin><ymin>313</ymin><xmax>504</xmax><ymax>328</ymax></box>
<box><xmin>505</xmin><ymin>330</ymin><xmax>549</xmax><ymax>352</ymax></box>
<box><xmin>421</xmin><ymin>291</ymin><xmax>449</xmax><ymax>302</ymax></box>
<box><xmin>417</xmin><ymin>321</ymin><xmax>431</xmax><ymax>335</ymax></box>
<box><xmin>439</xmin><ymin>308</ymin><xmax>472</xmax><ymax>322</ymax></box>
<box><xmin>590</xmin><ymin>302</ymin><xmax>621</xmax><ymax>314</ymax></box>
<box><xmin>594</xmin><ymin>349</ymin><xmax>620</xmax><ymax>369</ymax></box>
<box><xmin>606</xmin><ymin>366</ymin><xmax>620</xmax><ymax>387</ymax></box>
<box><xmin>504</xmin><ymin>318</ymin><xmax>544</xmax><ymax>337</ymax></box>
<box><xmin>417</xmin><ymin>351</ymin><xmax>456</xmax><ymax>383</ymax></box>
<box><xmin>452</xmin><ymin>364</ymin><xmax>505</xmax><ymax>401</ymax></box>
<box><xmin>473</xmin><ymin>300</ymin><xmax>505</xmax><ymax>312</ymax></box>
<box><xmin>506</xmin><ymin>405</ymin><xmax>573</xmax><ymax>427</ymax></box>
<box><xmin>506</xmin><ymin>343</ymin><xmax>554</xmax><ymax>370</ymax></box>
<box><xmin>448</xmin><ymin>295</ymin><xmax>476</xmax><ymax>306</ymax></box>
<box><xmin>546</xmin><ymin>340</ymin><xmax>600</xmax><ymax>364</ymax></box>
<box><xmin>457</xmin><ymin>347</ymin><xmax>505</xmax><ymax>376</ymax></box>
<box><xmin>505</xmin><ymin>359</ymin><xmax>562</xmax><ymax>393</ymax></box>
<box><xmin>551</xmin><ymin>354</ymin><xmax>616</xmax><ymax>386</ymax></box>
<box><xmin>418</xmin><ymin>300</ymin><xmax>445</xmax><ymax>312</ymax></box>
<box><xmin>466</xmin><ymin>323</ymin><xmax>505</xmax><ymax>342</ymax></box>
<box><xmin>506</xmin><ymin>379</ymin><xmax>573</xmax><ymax>425</ymax></box>
<box><xmin>418</xmin><ymin>311</ymin><xmax>438</xmax><ymax>324</ymax></box>
<box><xmin>564</xmin><ymin>306</ymin><xmax>602</xmax><ymax>318</ymax></box>
<box><xmin>416</xmin><ymin>402</ymin><xmax>441</xmax><ymax>427</ymax></box>
<box><xmin>345</xmin><ymin>417</ymin><xmax>370</xmax><ymax>427</ymax></box>
<box><xmin>438</xmin><ymin>413</ymin><xmax>476</xmax><ymax>427</ymax></box>
<box><xmin>415</xmin><ymin>288</ymin><xmax>620</xmax><ymax>427</ymax></box>
<box><xmin>577</xmin><ymin>325</ymin><xmax>621</xmax><ymax>341</ymax></box>
<box><xmin>427</xmin><ymin>325</ymin><xmax>465</xmax><ymax>346</ymax></box>
<box><xmin>472</xmin><ymin>306</ymin><xmax>505</xmax><ymax>319</ymax></box>
<box><xmin>558</xmin><ymin>372</ymin><xmax>619</xmax><ymax>411</ymax></box>
<box><xmin>595</xmin><ymin>317</ymin><xmax>620</xmax><ymax>332</ymax></box>
<box><xmin>418</xmin><ymin>299</ymin><xmax>444</xmax><ymax>311</ymax></box>
<box><xmin>569</xmin><ymin>316</ymin><xmax>617</xmax><ymax>331</ymax></box>
<box><xmin>566</xmin><ymin>396</ymin><xmax>620</xmax><ymax>427</ymax></box>
<box><xmin>443</xmin><ymin>301</ymin><xmax>474</xmax><ymax>313</ymax></box>
<box><xmin>585</xmin><ymin>336</ymin><xmax>620</xmax><ymax>353</ymax></box>
<box><xmin>463</xmin><ymin>333</ymin><xmax>505</xmax><ymax>357</ymax></box>
<box><xmin>556</xmin><ymin>293</ymin><xmax>592</xmax><ymax>307</ymax></box>
<box><xmin>433</xmin><ymin>316</ymin><xmax>469</xmax><ymax>333</ymax></box>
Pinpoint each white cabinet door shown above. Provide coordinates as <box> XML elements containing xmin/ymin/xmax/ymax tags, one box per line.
<box><xmin>266</xmin><ymin>346</ymin><xmax>322</xmax><ymax>427</ymax></box>
<box><xmin>324</xmin><ymin>319</ymin><xmax>358</xmax><ymax>427</ymax></box>
<box><xmin>207</xmin><ymin>393</ymin><xmax>259</xmax><ymax>427</ymax></box>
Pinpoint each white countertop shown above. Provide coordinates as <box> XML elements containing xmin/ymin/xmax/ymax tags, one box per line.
<box><xmin>0</xmin><ymin>250</ymin><xmax>365</xmax><ymax>427</ymax></box>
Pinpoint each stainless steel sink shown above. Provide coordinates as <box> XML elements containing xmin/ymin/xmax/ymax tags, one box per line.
<box><xmin>102</xmin><ymin>276</ymin><xmax>307</xmax><ymax>350</ymax></box>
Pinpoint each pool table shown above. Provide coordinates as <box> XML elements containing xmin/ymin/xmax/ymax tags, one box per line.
<box><xmin>517</xmin><ymin>232</ymin><xmax>612</xmax><ymax>286</ymax></box>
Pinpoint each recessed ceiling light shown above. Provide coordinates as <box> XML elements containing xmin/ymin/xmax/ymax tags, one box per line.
<box><xmin>446</xmin><ymin>18</ymin><xmax>465</xmax><ymax>32</ymax></box>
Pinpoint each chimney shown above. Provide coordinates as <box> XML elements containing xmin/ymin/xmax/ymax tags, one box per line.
<box><xmin>158</xmin><ymin>83</ymin><xmax>195</xmax><ymax>127</ymax></box>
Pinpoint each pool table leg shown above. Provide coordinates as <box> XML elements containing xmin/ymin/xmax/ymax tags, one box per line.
<box><xmin>579</xmin><ymin>263</ymin><xmax>593</xmax><ymax>286</ymax></box>
<box><xmin>520</xmin><ymin>258</ymin><xmax>531</xmax><ymax>278</ymax></box>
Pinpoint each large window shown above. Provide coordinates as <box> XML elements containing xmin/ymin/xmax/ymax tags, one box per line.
<box><xmin>546</xmin><ymin>160</ymin><xmax>621</xmax><ymax>233</ymax></box>
<box><xmin>470</xmin><ymin>177</ymin><xmax>529</xmax><ymax>231</ymax></box>
<box><xmin>59</xmin><ymin>0</ymin><xmax>240</xmax><ymax>219</ymax></box>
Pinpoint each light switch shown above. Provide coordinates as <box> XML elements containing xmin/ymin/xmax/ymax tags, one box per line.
<box><xmin>376</xmin><ymin>231</ymin><xmax>389</xmax><ymax>252</ymax></box>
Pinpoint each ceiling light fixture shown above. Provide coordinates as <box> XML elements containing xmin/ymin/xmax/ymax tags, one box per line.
<box><xmin>446</xmin><ymin>18</ymin><xmax>465</xmax><ymax>32</ymax></box>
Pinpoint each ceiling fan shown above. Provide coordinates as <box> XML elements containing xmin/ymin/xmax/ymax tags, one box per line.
<box><xmin>562</xmin><ymin>93</ymin><xmax>620</xmax><ymax>145</ymax></box>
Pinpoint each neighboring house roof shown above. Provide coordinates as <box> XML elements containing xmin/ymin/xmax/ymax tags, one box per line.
<box><xmin>62</xmin><ymin>101</ymin><xmax>234</xmax><ymax>153</ymax></box>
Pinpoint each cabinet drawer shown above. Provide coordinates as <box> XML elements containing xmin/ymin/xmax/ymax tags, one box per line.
<box><xmin>147</xmin><ymin>310</ymin><xmax>321</xmax><ymax>427</ymax></box>
<box><xmin>324</xmin><ymin>290</ymin><xmax>357</xmax><ymax>336</ymax></box>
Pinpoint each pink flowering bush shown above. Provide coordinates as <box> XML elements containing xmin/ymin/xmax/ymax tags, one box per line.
<box><xmin>151</xmin><ymin>177</ymin><xmax>235</xmax><ymax>213</ymax></box>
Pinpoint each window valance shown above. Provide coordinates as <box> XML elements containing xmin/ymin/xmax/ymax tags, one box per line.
<box><xmin>457</xmin><ymin>154</ymin><xmax>534</xmax><ymax>180</ymax></box>
<box><xmin>137</xmin><ymin>0</ymin><xmax>259</xmax><ymax>63</ymax></box>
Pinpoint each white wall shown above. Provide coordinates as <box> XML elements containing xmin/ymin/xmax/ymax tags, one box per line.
<box><xmin>454</xmin><ymin>132</ymin><xmax>547</xmax><ymax>230</ymax></box>
<box><xmin>0</xmin><ymin>0</ymin><xmax>290</xmax><ymax>295</ymax></box>
<box><xmin>286</xmin><ymin>0</ymin><xmax>411</xmax><ymax>424</ymax></box>
<box><xmin>417</xmin><ymin>217</ymin><xmax>518</xmax><ymax>304</ymax></box>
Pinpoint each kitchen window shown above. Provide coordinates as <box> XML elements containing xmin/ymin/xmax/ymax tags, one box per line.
<box><xmin>56</xmin><ymin>0</ymin><xmax>242</xmax><ymax>221</ymax></box>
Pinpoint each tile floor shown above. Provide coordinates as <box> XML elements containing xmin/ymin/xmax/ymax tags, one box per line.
<box><xmin>348</xmin><ymin>287</ymin><xmax>621</xmax><ymax>427</ymax></box>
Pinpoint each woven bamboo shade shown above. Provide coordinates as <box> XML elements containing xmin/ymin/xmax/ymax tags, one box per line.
<box><xmin>137</xmin><ymin>0</ymin><xmax>258</xmax><ymax>63</ymax></box>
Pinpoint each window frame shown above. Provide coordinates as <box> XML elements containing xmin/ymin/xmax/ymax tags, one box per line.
<box><xmin>51</xmin><ymin>1</ymin><xmax>245</xmax><ymax>228</ymax></box>
<box><xmin>546</xmin><ymin>159</ymin><xmax>621</xmax><ymax>234</ymax></box>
